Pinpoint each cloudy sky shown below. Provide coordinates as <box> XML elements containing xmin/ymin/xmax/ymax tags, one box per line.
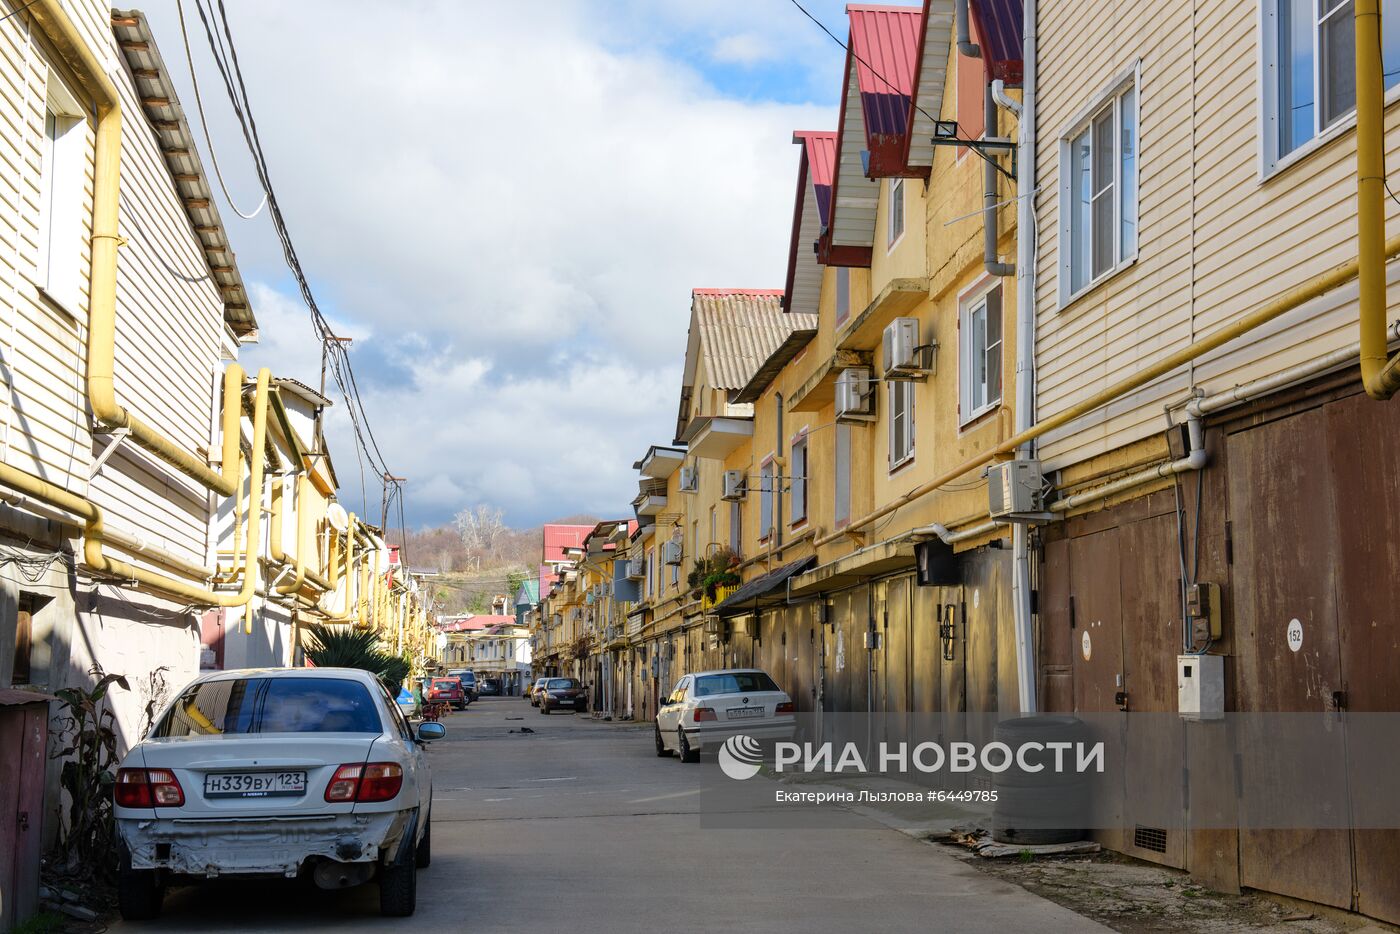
<box><xmin>141</xmin><ymin>0</ymin><xmax>849</xmax><ymax>529</ymax></box>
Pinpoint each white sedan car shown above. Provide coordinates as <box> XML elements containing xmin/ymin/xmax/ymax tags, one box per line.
<box><xmin>113</xmin><ymin>667</ymin><xmax>445</xmax><ymax>920</ymax></box>
<box><xmin>654</xmin><ymin>668</ymin><xmax>795</xmax><ymax>762</ymax></box>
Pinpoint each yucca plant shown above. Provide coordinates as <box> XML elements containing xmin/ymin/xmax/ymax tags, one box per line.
<box><xmin>303</xmin><ymin>624</ymin><xmax>406</xmax><ymax>691</ymax></box>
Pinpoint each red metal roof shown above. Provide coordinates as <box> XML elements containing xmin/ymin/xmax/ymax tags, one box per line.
<box><xmin>542</xmin><ymin>524</ymin><xmax>592</xmax><ymax>563</ymax></box>
<box><xmin>438</xmin><ymin>615</ymin><xmax>516</xmax><ymax>633</ymax></box>
<box><xmin>969</xmin><ymin>0</ymin><xmax>1022</xmax><ymax>86</ymax></box>
<box><xmin>821</xmin><ymin>3</ymin><xmax>922</xmax><ymax>266</ymax></box>
<box><xmin>848</xmin><ymin>4</ymin><xmax>922</xmax><ymax>169</ymax></box>
<box><xmin>784</xmin><ymin>131</ymin><xmax>838</xmax><ymax>313</ymax></box>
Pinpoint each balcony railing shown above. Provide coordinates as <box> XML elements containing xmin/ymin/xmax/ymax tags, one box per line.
<box><xmin>701</xmin><ymin>582</ymin><xmax>739</xmax><ymax>613</ymax></box>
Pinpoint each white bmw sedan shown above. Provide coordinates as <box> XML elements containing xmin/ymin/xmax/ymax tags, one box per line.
<box><xmin>113</xmin><ymin>667</ymin><xmax>445</xmax><ymax>920</ymax></box>
<box><xmin>654</xmin><ymin>668</ymin><xmax>796</xmax><ymax>762</ymax></box>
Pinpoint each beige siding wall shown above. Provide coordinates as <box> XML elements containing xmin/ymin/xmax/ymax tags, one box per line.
<box><xmin>1</xmin><ymin>0</ymin><xmax>227</xmax><ymax>567</ymax></box>
<box><xmin>1035</xmin><ymin>0</ymin><xmax>1400</xmax><ymax>472</ymax></box>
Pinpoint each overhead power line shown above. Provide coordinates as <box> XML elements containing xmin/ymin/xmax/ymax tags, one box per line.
<box><xmin>181</xmin><ymin>0</ymin><xmax>403</xmax><ymax>517</ymax></box>
<box><xmin>785</xmin><ymin>0</ymin><xmax>1006</xmax><ymax>177</ymax></box>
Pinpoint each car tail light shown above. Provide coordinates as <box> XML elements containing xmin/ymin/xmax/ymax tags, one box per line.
<box><xmin>692</xmin><ymin>707</ymin><xmax>717</xmax><ymax>722</ymax></box>
<box><xmin>324</xmin><ymin>762</ymin><xmax>403</xmax><ymax>802</ymax></box>
<box><xmin>115</xmin><ymin>768</ymin><xmax>184</xmax><ymax>808</ymax></box>
<box><xmin>358</xmin><ymin>763</ymin><xmax>404</xmax><ymax>802</ymax></box>
<box><xmin>775</xmin><ymin>701</ymin><xmax>795</xmax><ymax>715</ymax></box>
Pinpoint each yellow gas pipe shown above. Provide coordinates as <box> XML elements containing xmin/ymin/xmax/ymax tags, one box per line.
<box><xmin>1356</xmin><ymin>0</ymin><xmax>1400</xmax><ymax>398</ymax></box>
<box><xmin>0</xmin><ymin>370</ymin><xmax>274</xmax><ymax>605</ymax></box>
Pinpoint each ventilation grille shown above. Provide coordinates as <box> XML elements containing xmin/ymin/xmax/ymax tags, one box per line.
<box><xmin>1134</xmin><ymin>825</ymin><xmax>1168</xmax><ymax>853</ymax></box>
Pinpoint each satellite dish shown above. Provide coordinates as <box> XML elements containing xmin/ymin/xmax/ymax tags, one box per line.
<box><xmin>326</xmin><ymin>503</ymin><xmax>349</xmax><ymax>533</ymax></box>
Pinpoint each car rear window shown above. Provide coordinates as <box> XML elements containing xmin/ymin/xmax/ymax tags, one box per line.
<box><xmin>693</xmin><ymin>672</ymin><xmax>781</xmax><ymax>697</ymax></box>
<box><xmin>154</xmin><ymin>677</ymin><xmax>383</xmax><ymax>736</ymax></box>
<box><xmin>547</xmin><ymin>679</ymin><xmax>580</xmax><ymax>689</ymax></box>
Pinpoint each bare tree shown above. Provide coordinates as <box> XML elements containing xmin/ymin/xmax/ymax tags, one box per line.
<box><xmin>454</xmin><ymin>504</ymin><xmax>506</xmax><ymax>556</ymax></box>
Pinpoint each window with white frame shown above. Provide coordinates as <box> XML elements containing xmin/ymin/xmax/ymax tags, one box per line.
<box><xmin>644</xmin><ymin>550</ymin><xmax>654</xmax><ymax>600</ymax></box>
<box><xmin>759</xmin><ymin>460</ymin><xmax>775</xmax><ymax>540</ymax></box>
<box><xmin>834</xmin><ymin>423</ymin><xmax>851</xmax><ymax>527</ymax></box>
<box><xmin>790</xmin><ymin>434</ymin><xmax>808</xmax><ymax>524</ymax></box>
<box><xmin>888</xmin><ymin>177</ymin><xmax>905</xmax><ymax>246</ymax></box>
<box><xmin>960</xmin><ymin>283</ymin><xmax>1003</xmax><ymax>422</ymax></box>
<box><xmin>1061</xmin><ymin>76</ymin><xmax>1138</xmax><ymax>303</ymax></box>
<box><xmin>38</xmin><ymin>76</ymin><xmax>86</xmax><ymax>312</ymax></box>
<box><xmin>835</xmin><ymin>266</ymin><xmax>851</xmax><ymax>324</ymax></box>
<box><xmin>1265</xmin><ymin>0</ymin><xmax>1400</xmax><ymax>169</ymax></box>
<box><xmin>888</xmin><ymin>380</ymin><xmax>914</xmax><ymax>469</ymax></box>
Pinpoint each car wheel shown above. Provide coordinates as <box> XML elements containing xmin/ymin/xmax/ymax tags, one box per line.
<box><xmin>415</xmin><ymin>812</ymin><xmax>432</xmax><ymax>869</ymax></box>
<box><xmin>678</xmin><ymin>729</ymin><xmax>699</xmax><ymax>763</ymax></box>
<box><xmin>654</xmin><ymin>722</ymin><xmax>672</xmax><ymax>757</ymax></box>
<box><xmin>379</xmin><ymin>859</ymin><xmax>417</xmax><ymax>917</ymax></box>
<box><xmin>117</xmin><ymin>864</ymin><xmax>163</xmax><ymax>921</ymax></box>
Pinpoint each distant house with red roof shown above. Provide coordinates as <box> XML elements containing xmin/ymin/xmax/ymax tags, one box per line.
<box><xmin>540</xmin><ymin>524</ymin><xmax>593</xmax><ymax>596</ymax></box>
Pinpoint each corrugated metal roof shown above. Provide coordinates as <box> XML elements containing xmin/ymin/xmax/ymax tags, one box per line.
<box><xmin>795</xmin><ymin>131</ymin><xmax>837</xmax><ymax>228</ymax></box>
<box><xmin>111</xmin><ymin>10</ymin><xmax>257</xmax><ymax>337</ymax></box>
<box><xmin>784</xmin><ymin>132</ymin><xmax>837</xmax><ymax>315</ymax></box>
<box><xmin>848</xmin><ymin>5</ymin><xmax>922</xmax><ymax>139</ymax></box>
<box><xmin>823</xmin><ymin>4</ymin><xmax>922</xmax><ymax>258</ymax></box>
<box><xmin>731</xmin><ymin>319</ymin><xmax>819</xmax><ymax>404</ymax></box>
<box><xmin>543</xmin><ymin>524</ymin><xmax>592</xmax><ymax>562</ymax></box>
<box><xmin>969</xmin><ymin>0</ymin><xmax>1023</xmax><ymax>85</ymax></box>
<box><xmin>692</xmin><ymin>290</ymin><xmax>796</xmax><ymax>392</ymax></box>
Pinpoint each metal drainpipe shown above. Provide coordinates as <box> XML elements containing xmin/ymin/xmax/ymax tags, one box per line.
<box><xmin>775</xmin><ymin>393</ymin><xmax>784</xmax><ymax>549</ymax></box>
<box><xmin>984</xmin><ymin>86</ymin><xmax>1016</xmax><ymax>278</ymax></box>
<box><xmin>1010</xmin><ymin>0</ymin><xmax>1038</xmax><ymax>714</ymax></box>
<box><xmin>956</xmin><ymin>0</ymin><xmax>980</xmax><ymax>57</ymax></box>
<box><xmin>1356</xmin><ymin>0</ymin><xmax>1400</xmax><ymax>397</ymax></box>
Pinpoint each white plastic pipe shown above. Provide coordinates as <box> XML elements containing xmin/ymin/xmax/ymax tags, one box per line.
<box><xmin>1009</xmin><ymin>0</ymin><xmax>1040</xmax><ymax>715</ymax></box>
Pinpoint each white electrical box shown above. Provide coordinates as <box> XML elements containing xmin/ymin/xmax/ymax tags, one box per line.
<box><xmin>1177</xmin><ymin>654</ymin><xmax>1224</xmax><ymax>720</ymax></box>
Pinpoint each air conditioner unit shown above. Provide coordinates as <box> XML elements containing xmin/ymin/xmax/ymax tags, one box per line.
<box><xmin>882</xmin><ymin>317</ymin><xmax>932</xmax><ymax>379</ymax></box>
<box><xmin>703</xmin><ymin>617</ymin><xmax>722</xmax><ymax>635</ymax></box>
<box><xmin>835</xmin><ymin>367</ymin><xmax>875</xmax><ymax>422</ymax></box>
<box><xmin>988</xmin><ymin>459</ymin><xmax>1050</xmax><ymax>521</ymax></box>
<box><xmin>679</xmin><ymin>465</ymin><xmax>698</xmax><ymax>492</ymax></box>
<box><xmin>661</xmin><ymin>541</ymin><xmax>683</xmax><ymax>566</ymax></box>
<box><xmin>625</xmin><ymin>559</ymin><xmax>644</xmax><ymax>581</ymax></box>
<box><xmin>722</xmin><ymin>469</ymin><xmax>746</xmax><ymax>501</ymax></box>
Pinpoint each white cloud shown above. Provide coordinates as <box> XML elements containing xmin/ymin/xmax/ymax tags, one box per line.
<box><xmin>144</xmin><ymin>0</ymin><xmax>842</xmax><ymax>527</ymax></box>
<box><xmin>711</xmin><ymin>33</ymin><xmax>777</xmax><ymax>66</ymax></box>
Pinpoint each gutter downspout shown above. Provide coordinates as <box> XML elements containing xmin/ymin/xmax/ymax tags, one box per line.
<box><xmin>956</xmin><ymin>0</ymin><xmax>980</xmax><ymax>57</ymax></box>
<box><xmin>30</xmin><ymin>0</ymin><xmax>245</xmax><ymax>495</ymax></box>
<box><xmin>1010</xmin><ymin>0</ymin><xmax>1038</xmax><ymax>713</ymax></box>
<box><xmin>1356</xmin><ymin>0</ymin><xmax>1400</xmax><ymax>398</ymax></box>
<box><xmin>0</xmin><ymin>369</ymin><xmax>273</xmax><ymax>606</ymax></box>
<box><xmin>984</xmin><ymin>85</ymin><xmax>1015</xmax><ymax>277</ymax></box>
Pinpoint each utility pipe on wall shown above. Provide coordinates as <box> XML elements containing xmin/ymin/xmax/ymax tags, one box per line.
<box><xmin>814</xmin><ymin>232</ymin><xmax>1400</xmax><ymax>549</ymax></box>
<box><xmin>1355</xmin><ymin>0</ymin><xmax>1400</xmax><ymax>399</ymax></box>
<box><xmin>0</xmin><ymin>370</ymin><xmax>273</xmax><ymax>606</ymax></box>
<box><xmin>1009</xmin><ymin>0</ymin><xmax>1039</xmax><ymax>715</ymax></box>
<box><xmin>955</xmin><ymin>0</ymin><xmax>980</xmax><ymax>57</ymax></box>
<box><xmin>983</xmin><ymin>86</ymin><xmax>1015</xmax><ymax>278</ymax></box>
<box><xmin>31</xmin><ymin>0</ymin><xmax>247</xmax><ymax>495</ymax></box>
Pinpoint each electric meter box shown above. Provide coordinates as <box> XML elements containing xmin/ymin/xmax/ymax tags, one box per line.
<box><xmin>1177</xmin><ymin>654</ymin><xmax>1224</xmax><ymax>720</ymax></box>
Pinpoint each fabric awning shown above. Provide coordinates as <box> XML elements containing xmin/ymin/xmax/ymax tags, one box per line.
<box><xmin>712</xmin><ymin>556</ymin><xmax>817</xmax><ymax>618</ymax></box>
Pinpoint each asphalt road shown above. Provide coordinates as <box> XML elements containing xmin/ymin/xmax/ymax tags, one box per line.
<box><xmin>117</xmin><ymin>696</ymin><xmax>1106</xmax><ymax>932</ymax></box>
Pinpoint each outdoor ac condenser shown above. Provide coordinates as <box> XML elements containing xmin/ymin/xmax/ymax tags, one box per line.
<box><xmin>722</xmin><ymin>469</ymin><xmax>746</xmax><ymax>501</ymax></box>
<box><xmin>987</xmin><ymin>459</ymin><xmax>1047</xmax><ymax>521</ymax></box>
<box><xmin>835</xmin><ymin>367</ymin><xmax>875</xmax><ymax>422</ymax></box>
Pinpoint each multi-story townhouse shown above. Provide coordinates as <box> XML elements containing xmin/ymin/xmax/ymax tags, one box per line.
<box><xmin>1018</xmin><ymin>0</ymin><xmax>1400</xmax><ymax>920</ymax></box>
<box><xmin>0</xmin><ymin>7</ymin><xmax>428</xmax><ymax>860</ymax></box>
<box><xmin>623</xmin><ymin>291</ymin><xmax>810</xmax><ymax>716</ymax></box>
<box><xmin>0</xmin><ymin>4</ymin><xmax>274</xmax><ymax>748</ymax></box>
<box><xmin>656</xmin><ymin>3</ymin><xmax>1029</xmax><ymax>741</ymax></box>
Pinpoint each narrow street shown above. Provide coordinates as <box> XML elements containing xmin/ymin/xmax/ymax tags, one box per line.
<box><xmin>115</xmin><ymin>697</ymin><xmax>1102</xmax><ymax>932</ymax></box>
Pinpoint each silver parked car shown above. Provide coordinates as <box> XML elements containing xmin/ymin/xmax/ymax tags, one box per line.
<box><xmin>113</xmin><ymin>667</ymin><xmax>445</xmax><ymax>919</ymax></box>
